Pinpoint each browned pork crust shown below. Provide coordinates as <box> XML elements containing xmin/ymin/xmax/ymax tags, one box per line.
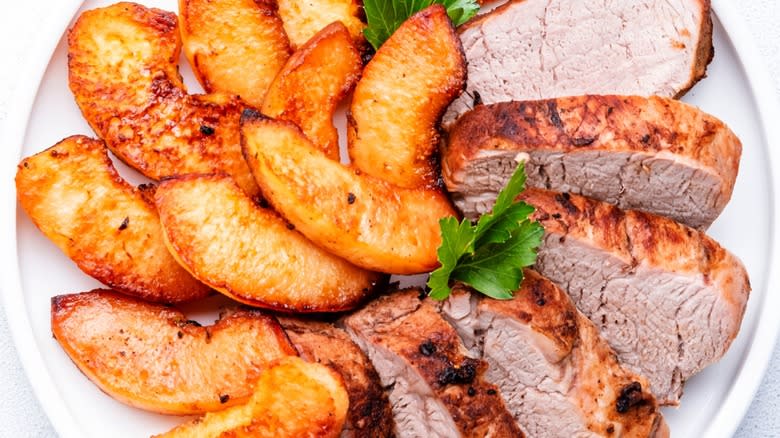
<box><xmin>444</xmin><ymin>95</ymin><xmax>741</xmax><ymax>229</ymax></box>
<box><xmin>521</xmin><ymin>189</ymin><xmax>750</xmax><ymax>404</ymax></box>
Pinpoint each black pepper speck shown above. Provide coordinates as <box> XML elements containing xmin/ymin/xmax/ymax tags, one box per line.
<box><xmin>437</xmin><ymin>361</ymin><xmax>477</xmax><ymax>386</ymax></box>
<box><xmin>419</xmin><ymin>340</ymin><xmax>436</xmax><ymax>357</ymax></box>
<box><xmin>616</xmin><ymin>381</ymin><xmax>644</xmax><ymax>413</ymax></box>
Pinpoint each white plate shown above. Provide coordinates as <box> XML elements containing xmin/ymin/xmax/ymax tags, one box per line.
<box><xmin>1</xmin><ymin>0</ymin><xmax>779</xmax><ymax>437</ymax></box>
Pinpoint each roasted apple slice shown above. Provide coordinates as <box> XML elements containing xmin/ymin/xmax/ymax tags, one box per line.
<box><xmin>262</xmin><ymin>22</ymin><xmax>362</xmax><ymax>160</ymax></box>
<box><xmin>278</xmin><ymin>0</ymin><xmax>365</xmax><ymax>50</ymax></box>
<box><xmin>51</xmin><ymin>290</ymin><xmax>297</xmax><ymax>415</ymax></box>
<box><xmin>155</xmin><ymin>174</ymin><xmax>381</xmax><ymax>311</ymax></box>
<box><xmin>241</xmin><ymin>114</ymin><xmax>456</xmax><ymax>274</ymax></box>
<box><xmin>178</xmin><ymin>0</ymin><xmax>291</xmax><ymax>108</ymax></box>
<box><xmin>68</xmin><ymin>3</ymin><xmax>259</xmax><ymax>197</ymax></box>
<box><xmin>347</xmin><ymin>5</ymin><xmax>466</xmax><ymax>189</ymax></box>
<box><xmin>15</xmin><ymin>136</ymin><xmax>209</xmax><ymax>303</ymax></box>
<box><xmin>155</xmin><ymin>356</ymin><xmax>348</xmax><ymax>438</ymax></box>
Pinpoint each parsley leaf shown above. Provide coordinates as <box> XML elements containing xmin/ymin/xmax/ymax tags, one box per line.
<box><xmin>427</xmin><ymin>217</ymin><xmax>475</xmax><ymax>300</ymax></box>
<box><xmin>474</xmin><ymin>161</ymin><xmax>531</xmax><ymax>246</ymax></box>
<box><xmin>363</xmin><ymin>0</ymin><xmax>479</xmax><ymax>50</ymax></box>
<box><xmin>443</xmin><ymin>0</ymin><xmax>480</xmax><ymax>26</ymax></box>
<box><xmin>451</xmin><ymin>220</ymin><xmax>544</xmax><ymax>299</ymax></box>
<box><xmin>427</xmin><ymin>161</ymin><xmax>544</xmax><ymax>300</ymax></box>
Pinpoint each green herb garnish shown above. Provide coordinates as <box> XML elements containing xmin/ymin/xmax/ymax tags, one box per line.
<box><xmin>363</xmin><ymin>0</ymin><xmax>479</xmax><ymax>50</ymax></box>
<box><xmin>427</xmin><ymin>161</ymin><xmax>544</xmax><ymax>300</ymax></box>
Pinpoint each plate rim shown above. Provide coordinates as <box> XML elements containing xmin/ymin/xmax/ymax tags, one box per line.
<box><xmin>698</xmin><ymin>1</ymin><xmax>780</xmax><ymax>437</ymax></box>
<box><xmin>1</xmin><ymin>2</ymin><xmax>86</xmax><ymax>435</ymax></box>
<box><xmin>1</xmin><ymin>1</ymin><xmax>778</xmax><ymax>437</ymax></box>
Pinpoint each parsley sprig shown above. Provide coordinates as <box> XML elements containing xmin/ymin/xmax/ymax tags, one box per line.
<box><xmin>363</xmin><ymin>0</ymin><xmax>479</xmax><ymax>50</ymax></box>
<box><xmin>428</xmin><ymin>161</ymin><xmax>544</xmax><ymax>300</ymax></box>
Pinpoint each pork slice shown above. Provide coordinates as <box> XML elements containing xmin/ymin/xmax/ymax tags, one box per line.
<box><xmin>439</xmin><ymin>270</ymin><xmax>668</xmax><ymax>438</ymax></box>
<box><xmin>278</xmin><ymin>317</ymin><xmax>396</xmax><ymax>438</ymax></box>
<box><xmin>443</xmin><ymin>0</ymin><xmax>713</xmax><ymax>126</ymax></box>
<box><xmin>343</xmin><ymin>290</ymin><xmax>524</xmax><ymax>438</ymax></box>
<box><xmin>519</xmin><ymin>189</ymin><xmax>750</xmax><ymax>405</ymax></box>
<box><xmin>443</xmin><ymin>96</ymin><xmax>741</xmax><ymax>229</ymax></box>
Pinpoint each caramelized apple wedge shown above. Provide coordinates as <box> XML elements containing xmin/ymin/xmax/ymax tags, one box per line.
<box><xmin>179</xmin><ymin>0</ymin><xmax>291</xmax><ymax>108</ymax></box>
<box><xmin>51</xmin><ymin>290</ymin><xmax>296</xmax><ymax>415</ymax></box>
<box><xmin>262</xmin><ymin>22</ymin><xmax>362</xmax><ymax>160</ymax></box>
<box><xmin>348</xmin><ymin>5</ymin><xmax>466</xmax><ymax>189</ymax></box>
<box><xmin>15</xmin><ymin>136</ymin><xmax>209</xmax><ymax>303</ymax></box>
<box><xmin>241</xmin><ymin>114</ymin><xmax>456</xmax><ymax>274</ymax></box>
<box><xmin>278</xmin><ymin>0</ymin><xmax>365</xmax><ymax>50</ymax></box>
<box><xmin>155</xmin><ymin>356</ymin><xmax>348</xmax><ymax>438</ymax></box>
<box><xmin>155</xmin><ymin>174</ymin><xmax>381</xmax><ymax>311</ymax></box>
<box><xmin>68</xmin><ymin>3</ymin><xmax>259</xmax><ymax>197</ymax></box>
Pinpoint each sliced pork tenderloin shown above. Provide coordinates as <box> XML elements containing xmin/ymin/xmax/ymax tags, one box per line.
<box><xmin>278</xmin><ymin>317</ymin><xmax>396</xmax><ymax>438</ymax></box>
<box><xmin>343</xmin><ymin>290</ymin><xmax>524</xmax><ymax>438</ymax></box>
<box><xmin>443</xmin><ymin>95</ymin><xmax>741</xmax><ymax>229</ymax></box>
<box><xmin>518</xmin><ymin>189</ymin><xmax>750</xmax><ymax>405</ymax></box>
<box><xmin>439</xmin><ymin>270</ymin><xmax>668</xmax><ymax>438</ymax></box>
<box><xmin>444</xmin><ymin>0</ymin><xmax>713</xmax><ymax>127</ymax></box>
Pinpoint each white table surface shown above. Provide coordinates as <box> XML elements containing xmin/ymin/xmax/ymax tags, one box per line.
<box><xmin>1</xmin><ymin>1</ymin><xmax>778</xmax><ymax>437</ymax></box>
